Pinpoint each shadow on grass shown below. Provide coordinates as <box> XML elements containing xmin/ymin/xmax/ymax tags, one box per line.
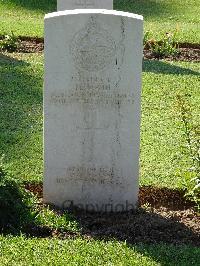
<box><xmin>0</xmin><ymin>53</ymin><xmax>43</xmax><ymax>177</ymax></box>
<box><xmin>115</xmin><ymin>0</ymin><xmax>178</xmax><ymax>20</ymax></box>
<box><xmin>1</xmin><ymin>181</ymin><xmax>199</xmax><ymax>247</ymax></box>
<box><xmin>0</xmin><ymin>51</ymin><xmax>199</xmax><ymax>263</ymax></box>
<box><xmin>0</xmin><ymin>180</ymin><xmax>52</xmax><ymax>237</ymax></box>
<box><xmin>1</xmin><ymin>179</ymin><xmax>199</xmax><ymax>247</ymax></box>
<box><xmin>0</xmin><ymin>167</ymin><xmax>35</xmax><ymax>235</ymax></box>
<box><xmin>5</xmin><ymin>0</ymin><xmax>56</xmax><ymax>13</ymax></box>
<box><xmin>1</xmin><ymin>183</ymin><xmax>199</xmax><ymax>264</ymax></box>
<box><xmin>143</xmin><ymin>59</ymin><xmax>200</xmax><ymax>75</ymax></box>
<box><xmin>133</xmin><ymin>243</ymin><xmax>200</xmax><ymax>265</ymax></box>
<box><xmin>1</xmin><ymin>162</ymin><xmax>199</xmax><ymax>265</ymax></box>
<box><xmin>70</xmin><ymin>208</ymin><xmax>199</xmax><ymax>246</ymax></box>
<box><xmin>8</xmin><ymin>0</ymin><xmax>176</xmax><ymax>19</ymax></box>
<box><xmin>0</xmin><ymin>53</ymin><xmax>30</xmax><ymax>148</ymax></box>
<box><xmin>0</xmin><ymin>53</ymin><xmax>42</xmax><ymax>137</ymax></box>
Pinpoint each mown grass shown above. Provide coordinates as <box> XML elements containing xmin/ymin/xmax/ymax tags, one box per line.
<box><xmin>1</xmin><ymin>166</ymin><xmax>200</xmax><ymax>265</ymax></box>
<box><xmin>0</xmin><ymin>0</ymin><xmax>199</xmax><ymax>43</ymax></box>
<box><xmin>115</xmin><ymin>0</ymin><xmax>200</xmax><ymax>43</ymax></box>
<box><xmin>0</xmin><ymin>0</ymin><xmax>56</xmax><ymax>37</ymax></box>
<box><xmin>0</xmin><ymin>2</ymin><xmax>199</xmax><ymax>262</ymax></box>
<box><xmin>0</xmin><ymin>53</ymin><xmax>199</xmax><ymax>188</ymax></box>
<box><xmin>141</xmin><ymin>60</ymin><xmax>200</xmax><ymax>188</ymax></box>
<box><xmin>0</xmin><ymin>164</ymin><xmax>79</xmax><ymax>234</ymax></box>
<box><xmin>0</xmin><ymin>53</ymin><xmax>43</xmax><ymax>182</ymax></box>
<box><xmin>0</xmin><ymin>236</ymin><xmax>200</xmax><ymax>266</ymax></box>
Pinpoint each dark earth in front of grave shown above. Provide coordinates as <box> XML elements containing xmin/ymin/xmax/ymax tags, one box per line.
<box><xmin>2</xmin><ymin>36</ymin><xmax>199</xmax><ymax>62</ymax></box>
<box><xmin>24</xmin><ymin>183</ymin><xmax>200</xmax><ymax>246</ymax></box>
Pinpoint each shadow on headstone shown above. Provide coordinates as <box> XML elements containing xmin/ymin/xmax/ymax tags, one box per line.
<box><xmin>143</xmin><ymin>59</ymin><xmax>200</xmax><ymax>76</ymax></box>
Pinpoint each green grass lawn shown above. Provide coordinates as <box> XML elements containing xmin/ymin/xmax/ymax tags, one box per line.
<box><xmin>0</xmin><ymin>52</ymin><xmax>199</xmax><ymax>188</ymax></box>
<box><xmin>0</xmin><ymin>1</ymin><xmax>200</xmax><ymax>263</ymax></box>
<box><xmin>0</xmin><ymin>236</ymin><xmax>200</xmax><ymax>266</ymax></box>
<box><xmin>0</xmin><ymin>0</ymin><xmax>200</xmax><ymax>43</ymax></box>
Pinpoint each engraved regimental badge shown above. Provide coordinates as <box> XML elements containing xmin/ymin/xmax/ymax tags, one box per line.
<box><xmin>70</xmin><ymin>16</ymin><xmax>117</xmax><ymax>72</ymax></box>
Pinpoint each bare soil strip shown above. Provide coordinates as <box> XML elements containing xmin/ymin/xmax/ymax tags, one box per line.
<box><xmin>1</xmin><ymin>35</ymin><xmax>199</xmax><ymax>61</ymax></box>
<box><xmin>17</xmin><ymin>41</ymin><xmax>200</xmax><ymax>62</ymax></box>
<box><xmin>24</xmin><ymin>183</ymin><xmax>200</xmax><ymax>246</ymax></box>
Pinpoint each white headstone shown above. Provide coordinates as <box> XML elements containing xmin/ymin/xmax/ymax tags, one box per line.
<box><xmin>44</xmin><ymin>10</ymin><xmax>143</xmax><ymax>212</ymax></box>
<box><xmin>57</xmin><ymin>0</ymin><xmax>113</xmax><ymax>11</ymax></box>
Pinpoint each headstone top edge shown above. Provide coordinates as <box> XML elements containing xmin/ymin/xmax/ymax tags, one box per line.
<box><xmin>45</xmin><ymin>9</ymin><xmax>143</xmax><ymax>21</ymax></box>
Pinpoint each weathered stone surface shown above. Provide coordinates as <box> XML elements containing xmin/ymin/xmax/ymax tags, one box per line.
<box><xmin>57</xmin><ymin>0</ymin><xmax>113</xmax><ymax>10</ymax></box>
<box><xmin>44</xmin><ymin>10</ymin><xmax>143</xmax><ymax>212</ymax></box>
